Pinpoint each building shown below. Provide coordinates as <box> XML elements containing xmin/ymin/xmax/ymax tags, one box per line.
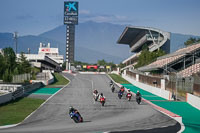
<box><xmin>117</xmin><ymin>26</ymin><xmax>170</xmax><ymax>71</ymax></box>
<box><xmin>16</xmin><ymin>43</ymin><xmax>63</xmax><ymax>72</ymax></box>
<box><xmin>38</xmin><ymin>43</ymin><xmax>64</xmax><ymax>66</ymax></box>
<box><xmin>0</xmin><ymin>49</ymin><xmax>3</xmax><ymax>55</ymax></box>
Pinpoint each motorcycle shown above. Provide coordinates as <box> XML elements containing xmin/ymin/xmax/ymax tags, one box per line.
<box><xmin>118</xmin><ymin>91</ymin><xmax>123</xmax><ymax>99</ymax></box>
<box><xmin>111</xmin><ymin>85</ymin><xmax>115</xmax><ymax>93</ymax></box>
<box><xmin>126</xmin><ymin>93</ymin><xmax>132</xmax><ymax>101</ymax></box>
<box><xmin>136</xmin><ymin>96</ymin><xmax>141</xmax><ymax>104</ymax></box>
<box><xmin>69</xmin><ymin>111</ymin><xmax>83</xmax><ymax>123</ymax></box>
<box><xmin>93</xmin><ymin>93</ymin><xmax>99</xmax><ymax>101</ymax></box>
<box><xmin>100</xmin><ymin>97</ymin><xmax>106</xmax><ymax>106</ymax></box>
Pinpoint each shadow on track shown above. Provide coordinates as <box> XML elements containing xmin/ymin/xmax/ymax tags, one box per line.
<box><xmin>110</xmin><ymin>122</ymin><xmax>181</xmax><ymax>133</ymax></box>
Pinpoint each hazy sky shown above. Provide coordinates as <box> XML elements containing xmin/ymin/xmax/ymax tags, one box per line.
<box><xmin>0</xmin><ymin>0</ymin><xmax>200</xmax><ymax>36</ymax></box>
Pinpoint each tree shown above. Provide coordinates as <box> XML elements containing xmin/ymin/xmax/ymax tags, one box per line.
<box><xmin>184</xmin><ymin>37</ymin><xmax>200</xmax><ymax>46</ymax></box>
<box><xmin>118</xmin><ymin>62</ymin><xmax>125</xmax><ymax>69</ymax></box>
<box><xmin>3</xmin><ymin>69</ymin><xmax>12</xmax><ymax>82</ymax></box>
<box><xmin>0</xmin><ymin>54</ymin><xmax>5</xmax><ymax>79</ymax></box>
<box><xmin>18</xmin><ymin>52</ymin><xmax>31</xmax><ymax>74</ymax></box>
<box><xmin>135</xmin><ymin>49</ymin><xmax>165</xmax><ymax>68</ymax></box>
<box><xmin>3</xmin><ymin>47</ymin><xmax>16</xmax><ymax>73</ymax></box>
<box><xmin>97</xmin><ymin>59</ymin><xmax>107</xmax><ymax>66</ymax></box>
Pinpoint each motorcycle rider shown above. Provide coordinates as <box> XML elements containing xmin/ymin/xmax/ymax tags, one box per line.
<box><xmin>69</xmin><ymin>106</ymin><xmax>82</xmax><ymax>122</ymax></box>
<box><xmin>93</xmin><ymin>89</ymin><xmax>98</xmax><ymax>95</ymax></box>
<box><xmin>126</xmin><ymin>89</ymin><xmax>132</xmax><ymax>99</ymax></box>
<box><xmin>120</xmin><ymin>86</ymin><xmax>125</xmax><ymax>94</ymax></box>
<box><xmin>136</xmin><ymin>90</ymin><xmax>141</xmax><ymax>97</ymax></box>
<box><xmin>111</xmin><ymin>84</ymin><xmax>115</xmax><ymax>92</ymax></box>
<box><xmin>110</xmin><ymin>80</ymin><xmax>113</xmax><ymax>86</ymax></box>
<box><xmin>99</xmin><ymin>93</ymin><xmax>106</xmax><ymax>101</ymax></box>
<box><xmin>99</xmin><ymin>93</ymin><xmax>106</xmax><ymax>106</ymax></box>
<box><xmin>69</xmin><ymin>106</ymin><xmax>79</xmax><ymax>115</ymax></box>
<box><xmin>136</xmin><ymin>90</ymin><xmax>142</xmax><ymax>104</ymax></box>
<box><xmin>93</xmin><ymin>89</ymin><xmax>99</xmax><ymax>101</ymax></box>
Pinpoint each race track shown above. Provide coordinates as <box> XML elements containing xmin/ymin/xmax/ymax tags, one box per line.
<box><xmin>0</xmin><ymin>73</ymin><xmax>180</xmax><ymax>133</ymax></box>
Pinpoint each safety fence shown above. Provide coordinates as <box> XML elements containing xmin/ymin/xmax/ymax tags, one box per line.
<box><xmin>126</xmin><ymin>70</ymin><xmax>200</xmax><ymax>101</ymax></box>
<box><xmin>12</xmin><ymin>73</ymin><xmax>31</xmax><ymax>83</ymax></box>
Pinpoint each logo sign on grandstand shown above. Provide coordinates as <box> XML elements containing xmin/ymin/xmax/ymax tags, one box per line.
<box><xmin>41</xmin><ymin>48</ymin><xmax>50</xmax><ymax>53</ymax></box>
<box><xmin>87</xmin><ymin>65</ymin><xmax>98</xmax><ymax>69</ymax></box>
<box><xmin>64</xmin><ymin>1</ymin><xmax>78</xmax><ymax>25</ymax></box>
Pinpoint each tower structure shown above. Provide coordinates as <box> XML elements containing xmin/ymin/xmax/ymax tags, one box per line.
<box><xmin>64</xmin><ymin>1</ymin><xmax>78</xmax><ymax>70</ymax></box>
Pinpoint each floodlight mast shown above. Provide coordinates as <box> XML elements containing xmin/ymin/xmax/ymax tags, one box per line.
<box><xmin>14</xmin><ymin>32</ymin><xmax>18</xmax><ymax>54</ymax></box>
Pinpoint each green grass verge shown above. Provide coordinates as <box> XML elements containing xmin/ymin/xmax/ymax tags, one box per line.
<box><xmin>0</xmin><ymin>97</ymin><xmax>45</xmax><ymax>126</ymax></box>
<box><xmin>109</xmin><ymin>74</ymin><xmax>130</xmax><ymax>84</ymax></box>
<box><xmin>46</xmin><ymin>73</ymin><xmax>69</xmax><ymax>87</ymax></box>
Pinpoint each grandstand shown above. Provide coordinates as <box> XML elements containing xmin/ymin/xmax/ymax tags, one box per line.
<box><xmin>138</xmin><ymin>43</ymin><xmax>200</xmax><ymax>76</ymax></box>
<box><xmin>117</xmin><ymin>26</ymin><xmax>170</xmax><ymax>70</ymax></box>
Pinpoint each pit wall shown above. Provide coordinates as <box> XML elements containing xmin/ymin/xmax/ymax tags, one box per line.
<box><xmin>122</xmin><ymin>71</ymin><xmax>171</xmax><ymax>100</ymax></box>
<box><xmin>187</xmin><ymin>93</ymin><xmax>200</xmax><ymax>110</ymax></box>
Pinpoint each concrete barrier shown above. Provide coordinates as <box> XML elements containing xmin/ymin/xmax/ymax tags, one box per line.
<box><xmin>24</xmin><ymin>82</ymin><xmax>42</xmax><ymax>93</ymax></box>
<box><xmin>0</xmin><ymin>82</ymin><xmax>42</xmax><ymax>105</ymax></box>
<box><xmin>79</xmin><ymin>72</ymin><xmax>106</xmax><ymax>74</ymax></box>
<box><xmin>0</xmin><ymin>84</ymin><xmax>22</xmax><ymax>93</ymax></box>
<box><xmin>122</xmin><ymin>73</ymin><xmax>171</xmax><ymax>100</ymax></box>
<box><xmin>187</xmin><ymin>93</ymin><xmax>200</xmax><ymax>110</ymax></box>
<box><xmin>0</xmin><ymin>93</ymin><xmax>13</xmax><ymax>104</ymax></box>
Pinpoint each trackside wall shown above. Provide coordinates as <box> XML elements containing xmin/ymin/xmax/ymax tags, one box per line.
<box><xmin>122</xmin><ymin>72</ymin><xmax>171</xmax><ymax>100</ymax></box>
<box><xmin>187</xmin><ymin>93</ymin><xmax>200</xmax><ymax>110</ymax></box>
<box><xmin>0</xmin><ymin>93</ymin><xmax>13</xmax><ymax>104</ymax></box>
<box><xmin>0</xmin><ymin>82</ymin><xmax>42</xmax><ymax>105</ymax></box>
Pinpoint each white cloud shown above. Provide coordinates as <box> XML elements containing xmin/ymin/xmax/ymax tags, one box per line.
<box><xmin>79</xmin><ymin>10</ymin><xmax>90</xmax><ymax>15</ymax></box>
<box><xmin>79</xmin><ymin>12</ymin><xmax>133</xmax><ymax>24</ymax></box>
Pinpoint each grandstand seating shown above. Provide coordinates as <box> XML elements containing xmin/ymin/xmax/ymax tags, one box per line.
<box><xmin>146</xmin><ymin>43</ymin><xmax>200</xmax><ymax>68</ymax></box>
<box><xmin>178</xmin><ymin>63</ymin><xmax>200</xmax><ymax>77</ymax></box>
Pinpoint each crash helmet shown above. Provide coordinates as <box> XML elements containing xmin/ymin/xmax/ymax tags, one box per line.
<box><xmin>100</xmin><ymin>93</ymin><xmax>103</xmax><ymax>96</ymax></box>
<box><xmin>69</xmin><ymin>106</ymin><xmax>73</xmax><ymax>110</ymax></box>
<box><xmin>128</xmin><ymin>89</ymin><xmax>130</xmax><ymax>92</ymax></box>
<box><xmin>137</xmin><ymin>90</ymin><xmax>139</xmax><ymax>93</ymax></box>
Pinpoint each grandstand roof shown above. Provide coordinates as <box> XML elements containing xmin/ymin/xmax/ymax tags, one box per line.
<box><xmin>138</xmin><ymin>43</ymin><xmax>200</xmax><ymax>71</ymax></box>
<box><xmin>117</xmin><ymin>26</ymin><xmax>170</xmax><ymax>53</ymax></box>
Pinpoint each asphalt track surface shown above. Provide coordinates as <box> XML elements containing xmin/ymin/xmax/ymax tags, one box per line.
<box><xmin>0</xmin><ymin>73</ymin><xmax>180</xmax><ymax>133</ymax></box>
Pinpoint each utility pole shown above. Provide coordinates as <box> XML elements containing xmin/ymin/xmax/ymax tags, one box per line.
<box><xmin>13</xmin><ymin>32</ymin><xmax>18</xmax><ymax>54</ymax></box>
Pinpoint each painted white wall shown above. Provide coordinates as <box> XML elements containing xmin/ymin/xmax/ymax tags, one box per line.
<box><xmin>122</xmin><ymin>73</ymin><xmax>170</xmax><ymax>100</ymax></box>
<box><xmin>136</xmin><ymin>74</ymin><xmax>139</xmax><ymax>82</ymax></box>
<box><xmin>32</xmin><ymin>70</ymin><xmax>54</xmax><ymax>85</ymax></box>
<box><xmin>111</xmin><ymin>71</ymin><xmax>120</xmax><ymax>75</ymax></box>
<box><xmin>161</xmin><ymin>79</ymin><xmax>165</xmax><ymax>90</ymax></box>
<box><xmin>187</xmin><ymin>93</ymin><xmax>200</xmax><ymax>110</ymax></box>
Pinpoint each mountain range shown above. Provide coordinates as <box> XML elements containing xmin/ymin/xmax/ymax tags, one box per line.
<box><xmin>0</xmin><ymin>21</ymin><xmax>199</xmax><ymax>64</ymax></box>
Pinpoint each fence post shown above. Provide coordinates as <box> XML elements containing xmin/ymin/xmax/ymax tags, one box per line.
<box><xmin>136</xmin><ymin>74</ymin><xmax>139</xmax><ymax>82</ymax></box>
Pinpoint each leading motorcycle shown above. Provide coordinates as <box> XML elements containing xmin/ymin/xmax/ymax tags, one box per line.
<box><xmin>69</xmin><ymin>111</ymin><xmax>83</xmax><ymax>123</ymax></box>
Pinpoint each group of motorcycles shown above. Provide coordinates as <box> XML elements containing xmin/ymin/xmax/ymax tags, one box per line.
<box><xmin>93</xmin><ymin>90</ymin><xmax>106</xmax><ymax>106</ymax></box>
<box><xmin>69</xmin><ymin>80</ymin><xmax>142</xmax><ymax>123</ymax></box>
<box><xmin>110</xmin><ymin>80</ymin><xmax>142</xmax><ymax>104</ymax></box>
